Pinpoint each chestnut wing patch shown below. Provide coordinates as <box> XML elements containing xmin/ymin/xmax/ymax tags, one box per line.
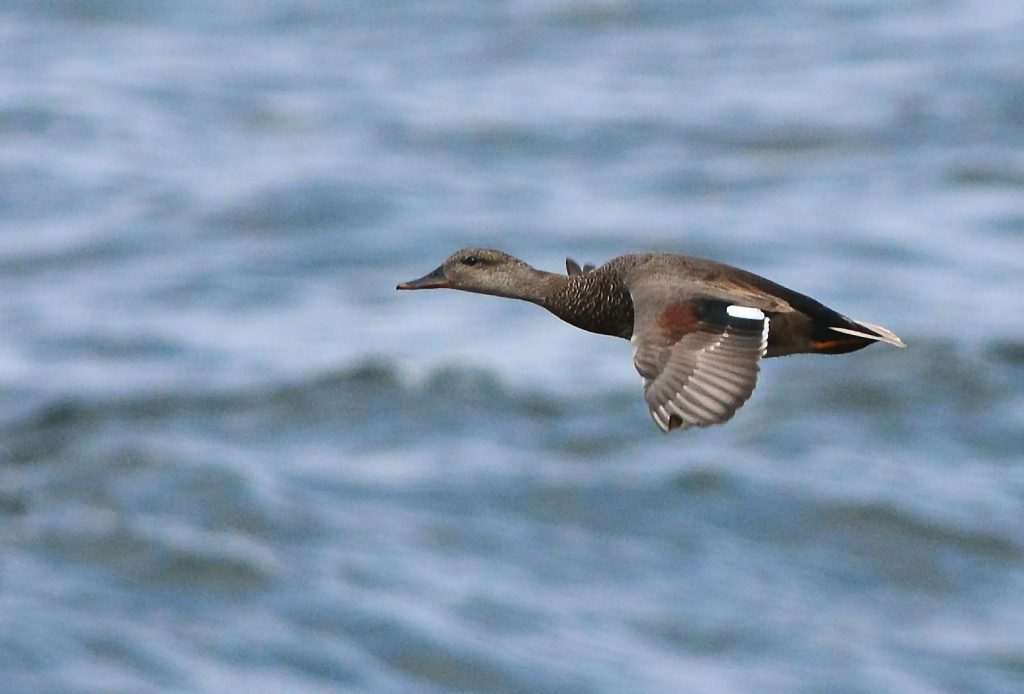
<box><xmin>632</xmin><ymin>299</ymin><xmax>769</xmax><ymax>432</ymax></box>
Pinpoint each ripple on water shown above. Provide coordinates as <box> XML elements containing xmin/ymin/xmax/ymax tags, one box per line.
<box><xmin>815</xmin><ymin>501</ymin><xmax>1022</xmax><ymax>592</ymax></box>
<box><xmin>205</xmin><ymin>177</ymin><xmax>395</xmax><ymax>235</ymax></box>
<box><xmin>37</xmin><ymin>507</ymin><xmax>279</xmax><ymax>591</ymax></box>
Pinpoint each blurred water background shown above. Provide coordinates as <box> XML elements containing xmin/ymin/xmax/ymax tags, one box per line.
<box><xmin>2</xmin><ymin>1</ymin><xmax>1024</xmax><ymax>692</ymax></box>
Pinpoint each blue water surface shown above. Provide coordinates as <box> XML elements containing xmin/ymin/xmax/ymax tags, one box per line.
<box><xmin>2</xmin><ymin>1</ymin><xmax>1023</xmax><ymax>692</ymax></box>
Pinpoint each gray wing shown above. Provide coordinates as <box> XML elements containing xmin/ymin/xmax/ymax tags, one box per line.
<box><xmin>630</xmin><ymin>285</ymin><xmax>769</xmax><ymax>432</ymax></box>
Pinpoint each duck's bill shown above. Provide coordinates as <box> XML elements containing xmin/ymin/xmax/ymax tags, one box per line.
<box><xmin>396</xmin><ymin>266</ymin><xmax>452</xmax><ymax>290</ymax></box>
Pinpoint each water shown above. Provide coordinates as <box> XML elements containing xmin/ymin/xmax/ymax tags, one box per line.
<box><xmin>2</xmin><ymin>1</ymin><xmax>1023</xmax><ymax>692</ymax></box>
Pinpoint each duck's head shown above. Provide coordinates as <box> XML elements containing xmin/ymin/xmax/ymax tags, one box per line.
<box><xmin>396</xmin><ymin>248</ymin><xmax>533</xmax><ymax>297</ymax></box>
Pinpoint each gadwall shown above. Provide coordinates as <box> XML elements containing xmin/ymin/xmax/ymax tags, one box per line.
<box><xmin>397</xmin><ymin>249</ymin><xmax>904</xmax><ymax>432</ymax></box>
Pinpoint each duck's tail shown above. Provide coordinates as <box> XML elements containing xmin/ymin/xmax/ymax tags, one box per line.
<box><xmin>830</xmin><ymin>320</ymin><xmax>905</xmax><ymax>348</ymax></box>
<box><xmin>811</xmin><ymin>318</ymin><xmax>905</xmax><ymax>353</ymax></box>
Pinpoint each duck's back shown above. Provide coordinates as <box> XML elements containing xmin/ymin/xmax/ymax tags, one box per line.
<box><xmin>604</xmin><ymin>252</ymin><xmax>889</xmax><ymax>356</ymax></box>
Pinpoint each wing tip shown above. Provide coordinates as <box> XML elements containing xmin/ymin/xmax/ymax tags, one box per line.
<box><xmin>650</xmin><ymin>404</ymin><xmax>693</xmax><ymax>433</ymax></box>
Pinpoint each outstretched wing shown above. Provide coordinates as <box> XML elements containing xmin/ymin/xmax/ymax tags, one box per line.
<box><xmin>631</xmin><ymin>289</ymin><xmax>769</xmax><ymax>432</ymax></box>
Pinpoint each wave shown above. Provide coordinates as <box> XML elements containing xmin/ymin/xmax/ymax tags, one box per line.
<box><xmin>5</xmin><ymin>332</ymin><xmax>1023</xmax><ymax>462</ymax></box>
<box><xmin>0</xmin><ymin>359</ymin><xmax>644</xmax><ymax>469</ymax></box>
<box><xmin>819</xmin><ymin>500</ymin><xmax>1022</xmax><ymax>563</ymax></box>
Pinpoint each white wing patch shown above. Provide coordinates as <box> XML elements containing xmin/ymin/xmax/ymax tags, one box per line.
<box><xmin>726</xmin><ymin>305</ymin><xmax>765</xmax><ymax>321</ymax></box>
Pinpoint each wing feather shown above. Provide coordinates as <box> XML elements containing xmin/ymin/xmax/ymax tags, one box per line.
<box><xmin>630</xmin><ymin>292</ymin><xmax>769</xmax><ymax>432</ymax></box>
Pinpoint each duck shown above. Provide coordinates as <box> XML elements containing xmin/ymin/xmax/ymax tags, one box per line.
<box><xmin>396</xmin><ymin>248</ymin><xmax>904</xmax><ymax>432</ymax></box>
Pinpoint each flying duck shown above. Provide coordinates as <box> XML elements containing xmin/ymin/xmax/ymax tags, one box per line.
<box><xmin>397</xmin><ymin>248</ymin><xmax>904</xmax><ymax>432</ymax></box>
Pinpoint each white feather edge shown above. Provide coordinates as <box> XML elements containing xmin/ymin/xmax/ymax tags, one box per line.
<box><xmin>829</xmin><ymin>321</ymin><xmax>906</xmax><ymax>348</ymax></box>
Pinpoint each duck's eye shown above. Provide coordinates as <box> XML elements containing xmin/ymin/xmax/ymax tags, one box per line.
<box><xmin>462</xmin><ymin>256</ymin><xmax>480</xmax><ymax>267</ymax></box>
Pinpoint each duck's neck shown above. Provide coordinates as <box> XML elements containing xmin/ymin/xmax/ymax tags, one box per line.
<box><xmin>473</xmin><ymin>262</ymin><xmax>634</xmax><ymax>339</ymax></box>
<box><xmin>538</xmin><ymin>271</ymin><xmax>635</xmax><ymax>339</ymax></box>
<box><xmin>507</xmin><ymin>268</ymin><xmax>568</xmax><ymax>305</ymax></box>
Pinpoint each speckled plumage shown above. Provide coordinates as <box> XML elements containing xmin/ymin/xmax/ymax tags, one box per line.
<box><xmin>541</xmin><ymin>262</ymin><xmax>635</xmax><ymax>339</ymax></box>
